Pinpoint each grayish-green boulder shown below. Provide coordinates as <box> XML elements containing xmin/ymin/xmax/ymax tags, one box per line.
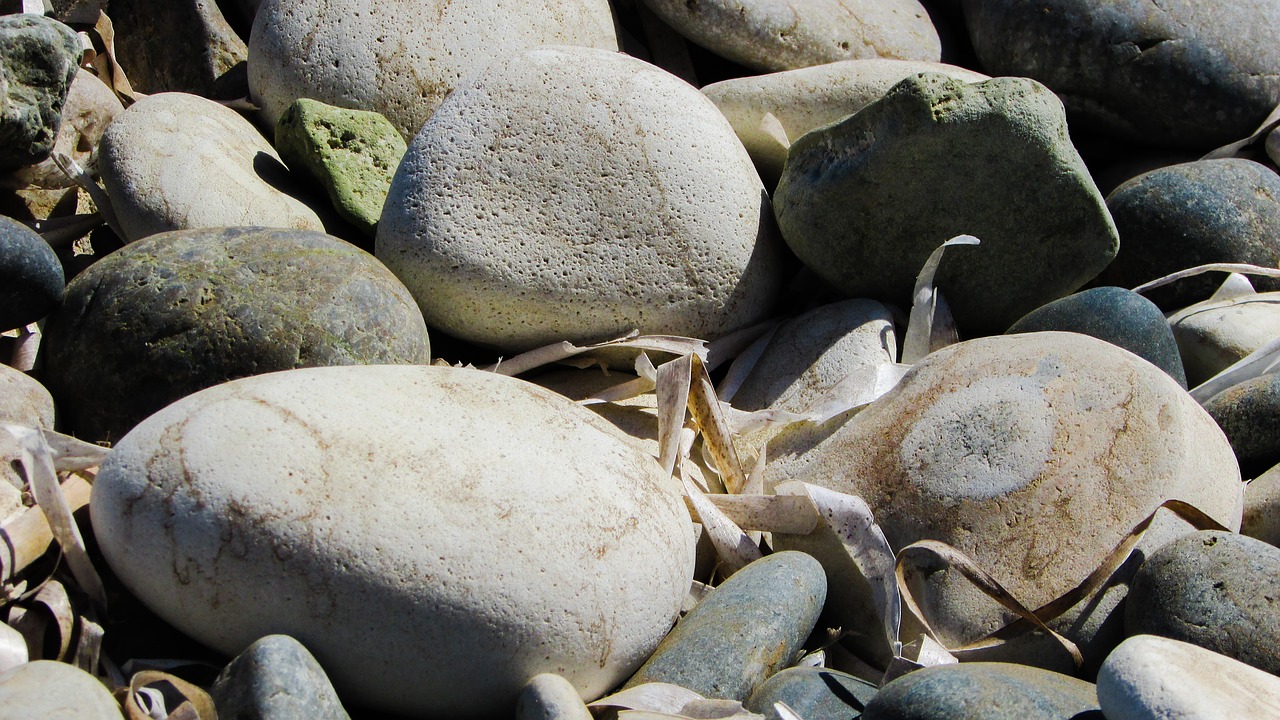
<box><xmin>745</xmin><ymin>666</ymin><xmax>877</xmax><ymax>720</ymax></box>
<box><xmin>1125</xmin><ymin>530</ymin><xmax>1280</xmax><ymax>676</ymax></box>
<box><xmin>624</xmin><ymin>551</ymin><xmax>827</xmax><ymax>701</ymax></box>
<box><xmin>276</xmin><ymin>99</ymin><xmax>406</xmax><ymax>238</ymax></box>
<box><xmin>41</xmin><ymin>226</ymin><xmax>431</xmax><ymax>441</ymax></box>
<box><xmin>211</xmin><ymin>635</ymin><xmax>352</xmax><ymax>720</ymax></box>
<box><xmin>0</xmin><ymin>15</ymin><xmax>82</xmax><ymax>168</ymax></box>
<box><xmin>862</xmin><ymin>663</ymin><xmax>1099</xmax><ymax>720</ymax></box>
<box><xmin>0</xmin><ymin>214</ymin><xmax>63</xmax><ymax>331</ymax></box>
<box><xmin>775</xmin><ymin>73</ymin><xmax>1118</xmax><ymax>336</ymax></box>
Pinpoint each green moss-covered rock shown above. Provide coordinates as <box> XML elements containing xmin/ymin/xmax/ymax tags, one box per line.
<box><xmin>42</xmin><ymin>226</ymin><xmax>430</xmax><ymax>441</ymax></box>
<box><xmin>0</xmin><ymin>15</ymin><xmax>82</xmax><ymax>168</ymax></box>
<box><xmin>275</xmin><ymin>99</ymin><xmax>407</xmax><ymax>237</ymax></box>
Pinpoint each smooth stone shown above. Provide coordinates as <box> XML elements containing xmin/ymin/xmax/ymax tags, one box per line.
<box><xmin>1168</xmin><ymin>290</ymin><xmax>1280</xmax><ymax>387</ymax></box>
<box><xmin>774</xmin><ymin>73</ymin><xmax>1118</xmax><ymax>336</ymax></box>
<box><xmin>862</xmin><ymin>662</ymin><xmax>1099</xmax><ymax>720</ymax></box>
<box><xmin>3</xmin><ymin>69</ymin><xmax>123</xmax><ymax>190</ymax></box>
<box><xmin>378</xmin><ymin>46</ymin><xmax>785</xmax><ymax>352</ymax></box>
<box><xmin>91</xmin><ymin>365</ymin><xmax>695</xmax><ymax>718</ymax></box>
<box><xmin>41</xmin><ymin>226</ymin><xmax>430</xmax><ymax>442</ymax></box>
<box><xmin>624</xmin><ymin>551</ymin><xmax>827</xmax><ymax>701</ymax></box>
<box><xmin>0</xmin><ymin>660</ymin><xmax>124</xmax><ymax>720</ymax></box>
<box><xmin>0</xmin><ymin>214</ymin><xmax>62</xmax><ymax>331</ymax></box>
<box><xmin>516</xmin><ymin>674</ymin><xmax>593</xmax><ymax>720</ymax></box>
<box><xmin>1203</xmin><ymin>374</ymin><xmax>1280</xmax><ymax>474</ymax></box>
<box><xmin>0</xmin><ymin>15</ymin><xmax>81</xmax><ymax>168</ymax></box>
<box><xmin>730</xmin><ymin>298</ymin><xmax>897</xmax><ymax>413</ymax></box>
<box><xmin>1097</xmin><ymin>635</ymin><xmax>1280</xmax><ymax>719</ymax></box>
<box><xmin>110</xmin><ymin>0</ymin><xmax>248</xmax><ymax>98</ymax></box>
<box><xmin>1243</xmin><ymin>463</ymin><xmax>1280</xmax><ymax>546</ymax></box>
<box><xmin>1269</xmin><ymin>127</ymin><xmax>1280</xmax><ymax>166</ymax></box>
<box><xmin>248</xmin><ymin>0</ymin><xmax>619</xmax><ymax>139</ymax></box>
<box><xmin>703</xmin><ymin>59</ymin><xmax>987</xmax><ymax>185</ymax></box>
<box><xmin>275</xmin><ymin>99</ymin><xmax>406</xmax><ymax>238</ymax></box>
<box><xmin>962</xmin><ymin>0</ymin><xmax>1280</xmax><ymax>149</ymax></box>
<box><xmin>1005</xmin><ymin>286</ymin><xmax>1187</xmax><ymax>388</ymax></box>
<box><xmin>766</xmin><ymin>332</ymin><xmax>1243</xmax><ymax>670</ymax></box>
<box><xmin>1126</xmin><ymin>530</ymin><xmax>1280</xmax><ymax>675</ymax></box>
<box><xmin>1100</xmin><ymin>159</ymin><xmax>1280</xmax><ymax>311</ymax></box>
<box><xmin>745</xmin><ymin>666</ymin><xmax>877</xmax><ymax>720</ymax></box>
<box><xmin>639</xmin><ymin>0</ymin><xmax>940</xmax><ymax>72</ymax></box>
<box><xmin>0</xmin><ymin>363</ymin><xmax>55</xmax><ymax>505</ymax></box>
<box><xmin>211</xmin><ymin>634</ymin><xmax>351</xmax><ymax>720</ymax></box>
<box><xmin>97</xmin><ymin>92</ymin><xmax>325</xmax><ymax>242</ymax></box>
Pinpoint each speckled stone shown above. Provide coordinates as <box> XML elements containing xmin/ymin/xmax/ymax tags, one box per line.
<box><xmin>774</xmin><ymin>73</ymin><xmax>1118</xmax><ymax>336</ymax></box>
<box><xmin>1203</xmin><ymin>374</ymin><xmax>1280</xmax><ymax>475</ymax></box>
<box><xmin>624</xmin><ymin>551</ymin><xmax>827</xmax><ymax>701</ymax></box>
<box><xmin>1006</xmin><ymin>286</ymin><xmax>1186</xmax><ymax>388</ymax></box>
<box><xmin>211</xmin><ymin>635</ymin><xmax>351</xmax><ymax>720</ymax></box>
<box><xmin>41</xmin><ymin>226</ymin><xmax>430</xmax><ymax>441</ymax></box>
<box><xmin>1125</xmin><ymin>530</ymin><xmax>1280</xmax><ymax>676</ymax></box>
<box><xmin>516</xmin><ymin>674</ymin><xmax>593</xmax><ymax>720</ymax></box>
<box><xmin>4</xmin><ymin>69</ymin><xmax>123</xmax><ymax>190</ymax></box>
<box><xmin>862</xmin><ymin>663</ymin><xmax>1099</xmax><ymax>720</ymax></box>
<box><xmin>0</xmin><ymin>660</ymin><xmax>124</xmax><ymax>719</ymax></box>
<box><xmin>961</xmin><ymin>0</ymin><xmax>1280</xmax><ymax>149</ymax></box>
<box><xmin>1098</xmin><ymin>635</ymin><xmax>1280</xmax><ymax>719</ymax></box>
<box><xmin>1243</xmin><ymin>462</ymin><xmax>1280</xmax><ymax>546</ymax></box>
<box><xmin>0</xmin><ymin>214</ymin><xmax>62</xmax><ymax>331</ymax></box>
<box><xmin>276</xmin><ymin>99</ymin><xmax>406</xmax><ymax>238</ymax></box>
<box><xmin>1100</xmin><ymin>159</ymin><xmax>1280</xmax><ymax>310</ymax></box>
<box><xmin>745</xmin><ymin>666</ymin><xmax>877</xmax><ymax>720</ymax></box>
<box><xmin>0</xmin><ymin>15</ymin><xmax>82</xmax><ymax>168</ymax></box>
<box><xmin>1168</xmin><ymin>291</ymin><xmax>1280</xmax><ymax>387</ymax></box>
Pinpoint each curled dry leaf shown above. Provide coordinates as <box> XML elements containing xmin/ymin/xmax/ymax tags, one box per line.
<box><xmin>84</xmin><ymin>10</ymin><xmax>142</xmax><ymax>106</ymax></box>
<box><xmin>486</xmin><ymin>331</ymin><xmax>708</xmax><ymax>377</ymax></box>
<box><xmin>31</xmin><ymin>580</ymin><xmax>74</xmax><ymax>661</ymax></box>
<box><xmin>1131</xmin><ymin>262</ymin><xmax>1280</xmax><ymax>295</ymax></box>
<box><xmin>773</xmin><ymin>702</ymin><xmax>806</xmax><ymax>720</ymax></box>
<box><xmin>681</xmin><ymin>473</ymin><xmax>762</xmax><ymax>578</ymax></box>
<box><xmin>901</xmin><ymin>235</ymin><xmax>981</xmax><ymax>364</ymax></box>
<box><xmin>687</xmin><ymin>354</ymin><xmax>748</xmax><ymax>495</ymax></box>
<box><xmin>1189</xmin><ymin>334</ymin><xmax>1280</xmax><ymax>404</ymax></box>
<box><xmin>656</xmin><ymin>354</ymin><xmax>695</xmax><ymax>477</ymax></box>
<box><xmin>1201</xmin><ymin>101</ymin><xmax>1280</xmax><ymax>160</ymax></box>
<box><xmin>51</xmin><ymin>151</ymin><xmax>126</xmax><ymax>240</ymax></box>
<box><xmin>800</xmin><ymin>363</ymin><xmax>911</xmax><ymax>425</ymax></box>
<box><xmin>1207</xmin><ymin>272</ymin><xmax>1257</xmax><ymax>302</ymax></box>
<box><xmin>0</xmin><ymin>473</ymin><xmax>92</xmax><ymax>584</ymax></box>
<box><xmin>716</xmin><ymin>324</ymin><xmax>779</xmax><ymax>403</ymax></box>
<box><xmin>705</xmin><ymin>320</ymin><xmax>779</xmax><ymax>372</ymax></box>
<box><xmin>590</xmin><ymin>682</ymin><xmax>706</xmax><ymax>714</ymax></box>
<box><xmin>881</xmin><ymin>634</ymin><xmax>958</xmax><ymax>684</ymax></box>
<box><xmin>117</xmin><ymin>671</ymin><xmax>217</xmax><ymax>720</ymax></box>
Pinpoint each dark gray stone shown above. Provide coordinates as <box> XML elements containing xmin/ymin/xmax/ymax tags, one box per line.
<box><xmin>0</xmin><ymin>214</ymin><xmax>62</xmax><ymax>331</ymax></box>
<box><xmin>624</xmin><ymin>551</ymin><xmax>827</xmax><ymax>701</ymax></box>
<box><xmin>0</xmin><ymin>14</ymin><xmax>82</xmax><ymax>168</ymax></box>
<box><xmin>1204</xmin><ymin>374</ymin><xmax>1280</xmax><ymax>475</ymax></box>
<box><xmin>109</xmin><ymin>0</ymin><xmax>249</xmax><ymax>99</ymax></box>
<box><xmin>1126</xmin><ymin>530</ymin><xmax>1280</xmax><ymax>677</ymax></box>
<box><xmin>41</xmin><ymin>226</ymin><xmax>431</xmax><ymax>441</ymax></box>
<box><xmin>1101</xmin><ymin>159</ymin><xmax>1280</xmax><ymax>311</ymax></box>
<box><xmin>961</xmin><ymin>0</ymin><xmax>1280</xmax><ymax>150</ymax></box>
<box><xmin>745</xmin><ymin>666</ymin><xmax>876</xmax><ymax>720</ymax></box>
<box><xmin>1006</xmin><ymin>286</ymin><xmax>1186</xmax><ymax>388</ymax></box>
<box><xmin>862</xmin><ymin>663</ymin><xmax>1100</xmax><ymax>720</ymax></box>
<box><xmin>211</xmin><ymin>635</ymin><xmax>351</xmax><ymax>720</ymax></box>
<box><xmin>774</xmin><ymin>72</ymin><xmax>1118</xmax><ymax>336</ymax></box>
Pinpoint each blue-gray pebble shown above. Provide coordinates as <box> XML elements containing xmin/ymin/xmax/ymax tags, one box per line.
<box><xmin>624</xmin><ymin>551</ymin><xmax>827</xmax><ymax>701</ymax></box>
<box><xmin>1006</xmin><ymin>286</ymin><xmax>1186</xmax><ymax>387</ymax></box>
<box><xmin>862</xmin><ymin>663</ymin><xmax>1100</xmax><ymax>720</ymax></box>
<box><xmin>0</xmin><ymin>215</ymin><xmax>62</xmax><ymax>331</ymax></box>
<box><xmin>211</xmin><ymin>635</ymin><xmax>352</xmax><ymax>720</ymax></box>
<box><xmin>746</xmin><ymin>666</ymin><xmax>876</xmax><ymax>720</ymax></box>
<box><xmin>1125</xmin><ymin>530</ymin><xmax>1280</xmax><ymax>677</ymax></box>
<box><xmin>0</xmin><ymin>14</ymin><xmax>82</xmax><ymax>167</ymax></box>
<box><xmin>1204</xmin><ymin>374</ymin><xmax>1280</xmax><ymax>476</ymax></box>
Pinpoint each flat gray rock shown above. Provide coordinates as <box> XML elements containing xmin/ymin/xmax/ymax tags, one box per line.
<box><xmin>863</xmin><ymin>663</ymin><xmax>1099</xmax><ymax>720</ymax></box>
<box><xmin>212</xmin><ymin>635</ymin><xmax>351</xmax><ymax>720</ymax></box>
<box><xmin>774</xmin><ymin>73</ymin><xmax>1118</xmax><ymax>336</ymax></box>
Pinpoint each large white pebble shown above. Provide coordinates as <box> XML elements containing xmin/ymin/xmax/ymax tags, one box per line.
<box><xmin>248</xmin><ymin>0</ymin><xmax>619</xmax><ymax>139</ymax></box>
<box><xmin>98</xmin><ymin>92</ymin><xmax>324</xmax><ymax>241</ymax></box>
<box><xmin>378</xmin><ymin>46</ymin><xmax>785</xmax><ymax>352</ymax></box>
<box><xmin>91</xmin><ymin>365</ymin><xmax>696</xmax><ymax>718</ymax></box>
<box><xmin>0</xmin><ymin>660</ymin><xmax>123</xmax><ymax>719</ymax></box>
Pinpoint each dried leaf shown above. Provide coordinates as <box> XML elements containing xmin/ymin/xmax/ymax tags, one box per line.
<box><xmin>802</xmin><ymin>363</ymin><xmax>911</xmax><ymax>425</ymax></box>
<box><xmin>705</xmin><ymin>320</ymin><xmax>779</xmax><ymax>372</ymax></box>
<box><xmin>0</xmin><ymin>620</ymin><xmax>28</xmax><ymax>673</ymax></box>
<box><xmin>681</xmin><ymin>474</ymin><xmax>762</xmax><ymax>578</ymax></box>
<box><xmin>590</xmin><ymin>683</ymin><xmax>705</xmax><ymax>713</ymax></box>
<box><xmin>717</xmin><ymin>404</ymin><xmax>811</xmax><ymax>439</ymax></box>
<box><xmin>677</xmin><ymin>699</ymin><xmax>764</xmax><ymax>719</ymax></box>
<box><xmin>656</xmin><ymin>354</ymin><xmax>695</xmax><ymax>477</ymax></box>
<box><xmin>32</xmin><ymin>580</ymin><xmax>74</xmax><ymax>661</ymax></box>
<box><xmin>1201</xmin><ymin>101</ymin><xmax>1280</xmax><ymax>160</ymax></box>
<box><xmin>72</xmin><ymin>614</ymin><xmax>103</xmax><ymax>674</ymax></box>
<box><xmin>773</xmin><ymin>703</ymin><xmax>805</xmax><ymax>720</ymax></box>
<box><xmin>1189</xmin><ymin>334</ymin><xmax>1280</xmax><ymax>404</ymax></box>
<box><xmin>1207</xmin><ymin>272</ymin><xmax>1257</xmax><ymax>302</ymax></box>
<box><xmin>688</xmin><ymin>355</ymin><xmax>748</xmax><ymax>495</ymax></box>
<box><xmin>486</xmin><ymin>332</ymin><xmax>707</xmax><ymax>377</ymax></box>
<box><xmin>716</xmin><ymin>324</ymin><xmax>779</xmax><ymax>403</ymax></box>
<box><xmin>759</xmin><ymin>113</ymin><xmax>791</xmax><ymax>154</ymax></box>
<box><xmin>120</xmin><ymin>671</ymin><xmax>217</xmax><ymax>720</ymax></box>
<box><xmin>51</xmin><ymin>152</ymin><xmax>126</xmax><ymax>241</ymax></box>
<box><xmin>881</xmin><ymin>634</ymin><xmax>959</xmax><ymax>684</ymax></box>
<box><xmin>1131</xmin><ymin>262</ymin><xmax>1280</xmax><ymax>295</ymax></box>
<box><xmin>901</xmin><ymin>235</ymin><xmax>980</xmax><ymax>364</ymax></box>
<box><xmin>0</xmin><ymin>473</ymin><xmax>92</xmax><ymax>584</ymax></box>
<box><xmin>87</xmin><ymin>10</ymin><xmax>141</xmax><ymax>105</ymax></box>
<box><xmin>683</xmin><ymin>494</ymin><xmax>819</xmax><ymax>536</ymax></box>
<box><xmin>6</xmin><ymin>605</ymin><xmax>46</xmax><ymax>661</ymax></box>
<box><xmin>34</xmin><ymin>213</ymin><xmax>103</xmax><ymax>250</ymax></box>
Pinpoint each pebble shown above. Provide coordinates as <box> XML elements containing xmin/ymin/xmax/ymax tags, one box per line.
<box><xmin>1125</xmin><ymin>530</ymin><xmax>1280</xmax><ymax>676</ymax></box>
<box><xmin>248</xmin><ymin>0</ymin><xmax>620</xmax><ymax>139</ymax></box>
<box><xmin>0</xmin><ymin>363</ymin><xmax>55</xmax><ymax>516</ymax></box>
<box><xmin>0</xmin><ymin>660</ymin><xmax>124</xmax><ymax>720</ymax></box>
<box><xmin>703</xmin><ymin>59</ymin><xmax>988</xmax><ymax>183</ymax></box>
<box><xmin>275</xmin><ymin>99</ymin><xmax>406</xmax><ymax>238</ymax></box>
<box><xmin>41</xmin><ymin>226</ymin><xmax>430</xmax><ymax>441</ymax></box>
<box><xmin>744</xmin><ymin>666</ymin><xmax>878</xmax><ymax>720</ymax></box>
<box><xmin>377</xmin><ymin>46</ymin><xmax>785</xmax><ymax>352</ymax></box>
<box><xmin>1203</xmin><ymin>373</ymin><xmax>1280</xmax><ymax>474</ymax></box>
<box><xmin>90</xmin><ymin>364</ymin><xmax>695</xmax><ymax>717</ymax></box>
<box><xmin>1168</xmin><ymin>290</ymin><xmax>1280</xmax><ymax>387</ymax></box>
<box><xmin>1097</xmin><ymin>635</ymin><xmax>1280</xmax><ymax>719</ymax></box>
<box><xmin>516</xmin><ymin>674</ymin><xmax>593</xmax><ymax>720</ymax></box>
<box><xmin>1005</xmin><ymin>286</ymin><xmax>1187</xmax><ymax>388</ymax></box>
<box><xmin>863</xmin><ymin>662</ymin><xmax>1099</xmax><ymax>720</ymax></box>
<box><xmin>0</xmin><ymin>214</ymin><xmax>62</xmax><ymax>332</ymax></box>
<box><xmin>1243</xmin><ymin>463</ymin><xmax>1280</xmax><ymax>546</ymax></box>
<box><xmin>97</xmin><ymin>92</ymin><xmax>326</xmax><ymax>242</ymax></box>
<box><xmin>1100</xmin><ymin>159</ymin><xmax>1280</xmax><ymax>311</ymax></box>
<box><xmin>211</xmin><ymin>635</ymin><xmax>352</xmax><ymax>720</ymax></box>
<box><xmin>624</xmin><ymin>551</ymin><xmax>827</xmax><ymax>701</ymax></box>
<box><xmin>638</xmin><ymin>0</ymin><xmax>941</xmax><ymax>72</ymax></box>
<box><xmin>109</xmin><ymin>0</ymin><xmax>248</xmax><ymax>98</ymax></box>
<box><xmin>774</xmin><ymin>73</ymin><xmax>1118</xmax><ymax>336</ymax></box>
<box><xmin>767</xmin><ymin>332</ymin><xmax>1243</xmax><ymax>670</ymax></box>
<box><xmin>962</xmin><ymin>0</ymin><xmax>1280</xmax><ymax>149</ymax></box>
<box><xmin>0</xmin><ymin>14</ymin><xmax>81</xmax><ymax>168</ymax></box>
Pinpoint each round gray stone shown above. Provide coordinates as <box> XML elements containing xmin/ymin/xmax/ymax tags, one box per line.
<box><xmin>862</xmin><ymin>662</ymin><xmax>1099</xmax><ymax>720</ymax></box>
<box><xmin>516</xmin><ymin>674</ymin><xmax>593</xmax><ymax>720</ymax></box>
<box><xmin>0</xmin><ymin>214</ymin><xmax>62</xmax><ymax>331</ymax></box>
<box><xmin>211</xmin><ymin>634</ymin><xmax>351</xmax><ymax>720</ymax></box>
<box><xmin>745</xmin><ymin>666</ymin><xmax>877</xmax><ymax>720</ymax></box>
<box><xmin>0</xmin><ymin>15</ymin><xmax>81</xmax><ymax>168</ymax></box>
<box><xmin>0</xmin><ymin>660</ymin><xmax>123</xmax><ymax>720</ymax></box>
<box><xmin>1203</xmin><ymin>373</ymin><xmax>1280</xmax><ymax>474</ymax></box>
